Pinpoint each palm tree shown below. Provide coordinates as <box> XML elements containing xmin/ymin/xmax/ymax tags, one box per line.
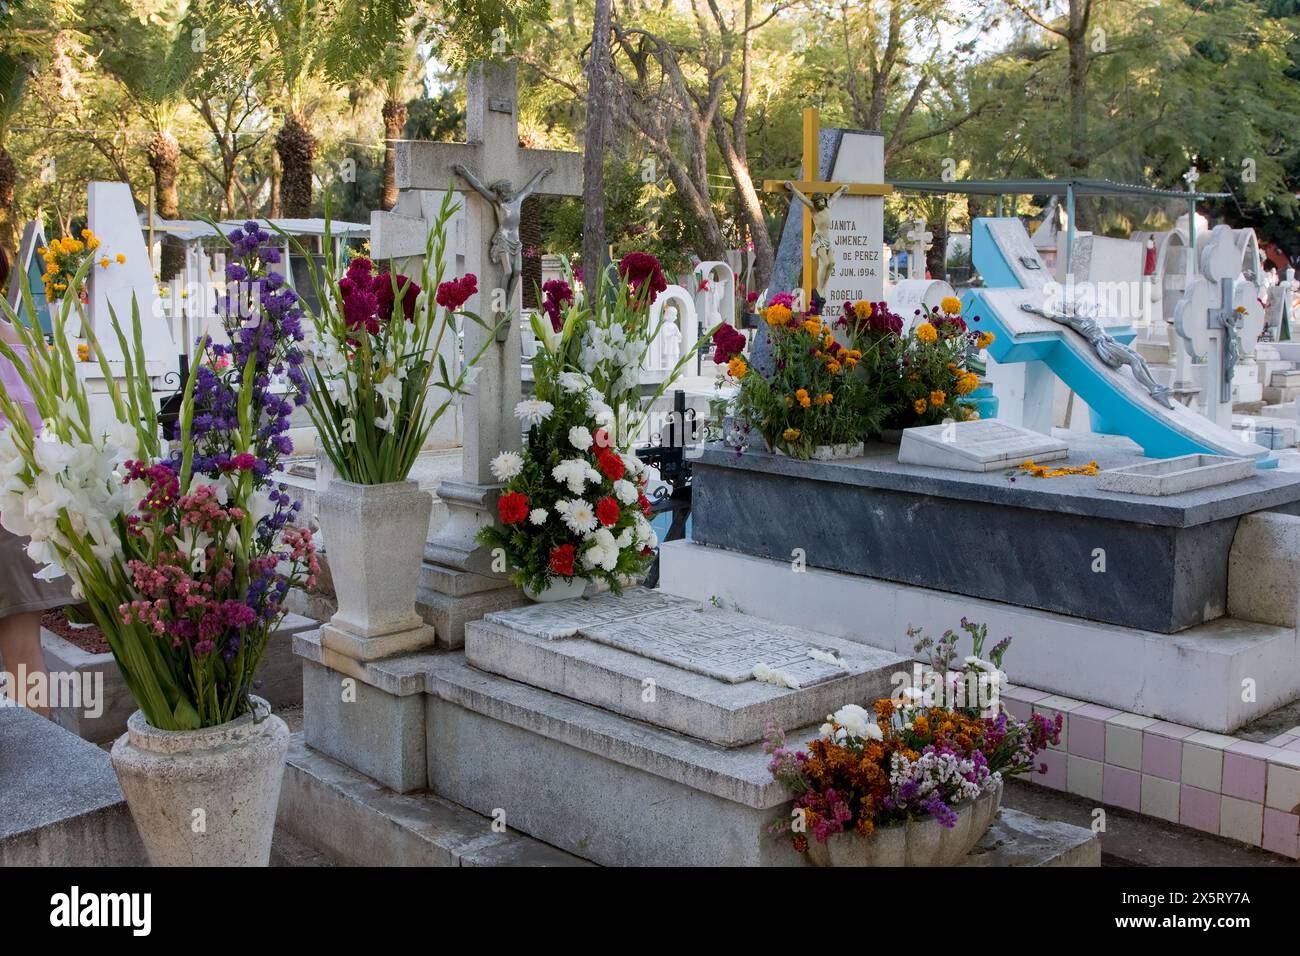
<box><xmin>86</xmin><ymin>0</ymin><xmax>204</xmax><ymax>279</ymax></box>
<box><xmin>0</xmin><ymin>0</ymin><xmax>72</xmax><ymax>262</ymax></box>
<box><xmin>320</xmin><ymin>0</ymin><xmax>424</xmax><ymax>212</ymax></box>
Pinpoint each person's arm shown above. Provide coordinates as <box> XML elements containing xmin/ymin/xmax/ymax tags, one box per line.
<box><xmin>452</xmin><ymin>164</ymin><xmax>494</xmax><ymax>202</ymax></box>
<box><xmin>829</xmin><ymin>184</ymin><xmax>849</xmax><ymax>204</ymax></box>
<box><xmin>519</xmin><ymin>167</ymin><xmax>552</xmax><ymax>199</ymax></box>
<box><xmin>785</xmin><ymin>182</ymin><xmax>813</xmax><ymax>211</ymax></box>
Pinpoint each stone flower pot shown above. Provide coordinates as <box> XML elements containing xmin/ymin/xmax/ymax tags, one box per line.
<box><xmin>774</xmin><ymin>441</ymin><xmax>865</xmax><ymax>461</ymax></box>
<box><xmin>109</xmin><ymin>697</ymin><xmax>289</xmax><ymax>866</ymax></box>
<box><xmin>807</xmin><ymin>778</ymin><xmax>1003</xmax><ymax>867</ymax></box>
<box><xmin>318</xmin><ymin>478</ymin><xmax>432</xmax><ymax>639</ymax></box>
<box><xmin>524</xmin><ymin>576</ymin><xmax>588</xmax><ymax>602</ymax></box>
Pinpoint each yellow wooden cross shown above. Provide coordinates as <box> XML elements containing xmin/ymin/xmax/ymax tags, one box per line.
<box><xmin>763</xmin><ymin>107</ymin><xmax>893</xmax><ymax>303</ymax></box>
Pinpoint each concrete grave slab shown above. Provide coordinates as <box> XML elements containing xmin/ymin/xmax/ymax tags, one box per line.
<box><xmin>1096</xmin><ymin>454</ymin><xmax>1255</xmax><ymax>496</ymax></box>
<box><xmin>898</xmin><ymin>419</ymin><xmax>1068</xmax><ymax>472</ymax></box>
<box><xmin>470</xmin><ymin>590</ymin><xmax>908</xmax><ymax>746</ymax></box>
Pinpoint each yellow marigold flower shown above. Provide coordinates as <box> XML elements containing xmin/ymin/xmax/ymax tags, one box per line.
<box><xmin>765</xmin><ymin>304</ymin><xmax>793</xmax><ymax>326</ymax></box>
<box><xmin>976</xmin><ymin>331</ymin><xmax>995</xmax><ymax>349</ymax></box>
<box><xmin>782</xmin><ymin>427</ymin><xmax>801</xmax><ymax>441</ymax></box>
<box><xmin>795</xmin><ymin>387</ymin><xmax>811</xmax><ymax>409</ymax></box>
<box><xmin>36</xmin><ymin>246</ymin><xmax>45</xmax><ymax>256</ymax></box>
<box><xmin>916</xmin><ymin>322</ymin><xmax>938</xmax><ymax>344</ymax></box>
<box><xmin>930</xmin><ymin>389</ymin><xmax>946</xmax><ymax>407</ymax></box>
<box><xmin>955</xmin><ymin>371</ymin><xmax>980</xmax><ymax>395</ymax></box>
<box><xmin>76</xmin><ymin>343</ymin><xmax>90</xmax><ymax>362</ymax></box>
<box><xmin>941</xmin><ymin>295</ymin><xmax>962</xmax><ymax>315</ymax></box>
<box><xmin>785</xmin><ymin>395</ymin><xmax>793</xmax><ymax>407</ymax></box>
<box><xmin>853</xmin><ymin>300</ymin><xmax>872</xmax><ymax>321</ymax></box>
<box><xmin>47</xmin><ymin>262</ymin><xmax>58</xmax><ymax>275</ymax></box>
<box><xmin>727</xmin><ymin>356</ymin><xmax>748</xmax><ymax>379</ymax></box>
<box><xmin>821</xmin><ymin>392</ymin><xmax>833</xmax><ymax>405</ymax></box>
<box><xmin>88</xmin><ymin>237</ymin><xmax>100</xmax><ymax>250</ymax></box>
<box><xmin>913</xmin><ymin>398</ymin><xmax>928</xmax><ymax>414</ymax></box>
<box><xmin>99</xmin><ymin>257</ymin><xmax>110</xmax><ymax>268</ymax></box>
<box><xmin>80</xmin><ymin>228</ymin><xmax>92</xmax><ymax>239</ymax></box>
<box><xmin>826</xmin><ymin>360</ymin><xmax>841</xmax><ymax>374</ymax></box>
<box><xmin>116</xmin><ymin>253</ymin><xmax>126</xmax><ymax>264</ymax></box>
<box><xmin>802</xmin><ymin>318</ymin><xmax>821</xmax><ymax>336</ymax></box>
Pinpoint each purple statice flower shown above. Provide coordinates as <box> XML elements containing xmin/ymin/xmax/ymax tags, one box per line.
<box><xmin>923</xmin><ymin>793</ymin><xmax>959</xmax><ymax>828</ymax></box>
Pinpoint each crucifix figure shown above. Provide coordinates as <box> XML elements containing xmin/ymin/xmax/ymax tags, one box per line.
<box><xmin>784</xmin><ymin>181</ymin><xmax>847</xmax><ymax>298</ymax></box>
<box><xmin>1021</xmin><ymin>302</ymin><xmax>1175</xmax><ymax>408</ymax></box>
<box><xmin>762</xmin><ymin>107</ymin><xmax>892</xmax><ymax>306</ymax></box>
<box><xmin>1207</xmin><ymin>277</ymin><xmax>1243</xmax><ymax>405</ymax></box>
<box><xmin>902</xmin><ymin>219</ymin><xmax>934</xmax><ymax>280</ymax></box>
<box><xmin>452</xmin><ymin>163</ymin><xmax>553</xmax><ymax>330</ymax></box>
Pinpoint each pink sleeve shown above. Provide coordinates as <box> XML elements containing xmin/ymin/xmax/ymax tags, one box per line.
<box><xmin>0</xmin><ymin>344</ymin><xmax>42</xmax><ymax>433</ymax></box>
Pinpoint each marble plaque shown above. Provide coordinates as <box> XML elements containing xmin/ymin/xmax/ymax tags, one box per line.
<box><xmin>898</xmin><ymin>419</ymin><xmax>1069</xmax><ymax>472</ymax></box>
<box><xmin>581</xmin><ymin>607</ymin><xmax>847</xmax><ymax>686</ymax></box>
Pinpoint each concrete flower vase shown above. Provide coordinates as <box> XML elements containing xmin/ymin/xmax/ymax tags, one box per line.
<box><xmin>807</xmin><ymin>778</ymin><xmax>1002</xmax><ymax>867</ymax></box>
<box><xmin>109</xmin><ymin>697</ymin><xmax>289</xmax><ymax>866</ymax></box>
<box><xmin>318</xmin><ymin>479</ymin><xmax>432</xmax><ymax>640</ymax></box>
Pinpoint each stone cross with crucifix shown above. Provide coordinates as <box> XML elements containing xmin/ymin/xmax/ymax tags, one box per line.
<box><xmin>902</xmin><ymin>220</ymin><xmax>933</xmax><ymax>280</ymax></box>
<box><xmin>382</xmin><ymin>60</ymin><xmax>582</xmax><ymax>635</ymax></box>
<box><xmin>1207</xmin><ymin>276</ymin><xmax>1244</xmax><ymax>407</ymax></box>
<box><xmin>763</xmin><ymin>108</ymin><xmax>892</xmax><ymax>306</ymax></box>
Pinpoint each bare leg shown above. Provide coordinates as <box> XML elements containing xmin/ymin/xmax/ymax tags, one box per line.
<box><xmin>0</xmin><ymin>611</ymin><xmax>49</xmax><ymax>717</ymax></box>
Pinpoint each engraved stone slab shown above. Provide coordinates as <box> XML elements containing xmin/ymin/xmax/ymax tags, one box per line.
<box><xmin>472</xmin><ymin>589</ymin><xmax>909</xmax><ymax>746</ymax></box>
<box><xmin>898</xmin><ymin>420</ymin><xmax>1069</xmax><ymax>472</ymax></box>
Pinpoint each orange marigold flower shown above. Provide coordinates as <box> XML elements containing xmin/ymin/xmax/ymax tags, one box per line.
<box><xmin>913</xmin><ymin>398</ymin><xmax>928</xmax><ymax>414</ymax></box>
<box><xmin>826</xmin><ymin>360</ymin><xmax>841</xmax><ymax>374</ymax></box>
<box><xmin>782</xmin><ymin>427</ymin><xmax>801</xmax><ymax>441</ymax></box>
<box><xmin>930</xmin><ymin>389</ymin><xmax>946</xmax><ymax>407</ymax></box>
<box><xmin>853</xmin><ymin>300</ymin><xmax>873</xmax><ymax>322</ymax></box>
<box><xmin>765</xmin><ymin>303</ymin><xmax>793</xmax><ymax>326</ymax></box>
<box><xmin>976</xmin><ymin>331</ymin><xmax>995</xmax><ymax>349</ymax></box>
<box><xmin>941</xmin><ymin>295</ymin><xmax>962</xmax><ymax>315</ymax></box>
<box><xmin>915</xmin><ymin>322</ymin><xmax>938</xmax><ymax>344</ymax></box>
<box><xmin>727</xmin><ymin>356</ymin><xmax>748</xmax><ymax>378</ymax></box>
<box><xmin>802</xmin><ymin>318</ymin><xmax>821</xmax><ymax>336</ymax></box>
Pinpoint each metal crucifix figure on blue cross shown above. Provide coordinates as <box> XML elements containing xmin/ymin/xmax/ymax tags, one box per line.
<box><xmin>962</xmin><ymin>217</ymin><xmax>1272</xmax><ymax>466</ymax></box>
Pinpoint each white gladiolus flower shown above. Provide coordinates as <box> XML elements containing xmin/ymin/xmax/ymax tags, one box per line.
<box><xmin>528</xmin><ymin>508</ymin><xmax>548</xmax><ymax>526</ymax></box>
<box><xmin>568</xmin><ymin>425</ymin><xmax>593</xmax><ymax>451</ymax></box>
<box><xmin>558</xmin><ymin>372</ymin><xmax>590</xmax><ymax>394</ymax></box>
<box><xmin>374</xmin><ymin>409</ymin><xmax>395</xmax><ymax>432</ymax></box>
<box><xmin>490</xmin><ymin>451</ymin><xmax>524</xmax><ymax>482</ymax></box>
<box><xmin>513</xmin><ymin>399</ymin><xmax>554</xmax><ymax>427</ymax></box>
<box><xmin>557</xmin><ymin>498</ymin><xmax>597</xmax><ymax>536</ymax></box>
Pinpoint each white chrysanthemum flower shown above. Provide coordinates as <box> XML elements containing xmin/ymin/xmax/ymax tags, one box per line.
<box><xmin>568</xmin><ymin>425</ymin><xmax>593</xmax><ymax>451</ymax></box>
<box><xmin>831</xmin><ymin>703</ymin><xmax>882</xmax><ymax>740</ymax></box>
<box><xmin>613</xmin><ymin>479</ymin><xmax>638</xmax><ymax>505</ymax></box>
<box><xmin>490</xmin><ymin>451</ymin><xmax>524</xmax><ymax>482</ymax></box>
<box><xmin>528</xmin><ymin>508</ymin><xmax>548</xmax><ymax>526</ymax></box>
<box><xmin>580</xmin><ymin>527</ymin><xmax>620</xmax><ymax>571</ymax></box>
<box><xmin>552</xmin><ymin>459</ymin><xmax>592</xmax><ymax>495</ymax></box>
<box><xmin>513</xmin><ymin>399</ymin><xmax>554</xmax><ymax>427</ymax></box>
<box><xmin>557</xmin><ymin>498</ymin><xmax>597</xmax><ymax>536</ymax></box>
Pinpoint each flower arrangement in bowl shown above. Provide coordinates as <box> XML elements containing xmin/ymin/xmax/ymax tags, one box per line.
<box><xmin>881</xmin><ymin>296</ymin><xmax>992</xmax><ymax>431</ymax></box>
<box><xmin>478</xmin><ymin>252</ymin><xmax>712</xmax><ymax>601</ymax></box>
<box><xmin>0</xmin><ymin>245</ymin><xmax>319</xmax><ymax>865</ymax></box>
<box><xmin>277</xmin><ymin>193</ymin><xmax>497</xmax><ymax>646</ymax></box>
<box><xmin>765</xmin><ymin>622</ymin><xmax>1060</xmax><ymax>866</ymax></box>
<box><xmin>715</xmin><ymin>293</ymin><xmax>886</xmax><ymax>459</ymax></box>
<box><xmin>477</xmin><ymin>368</ymin><xmax>658</xmax><ymax>600</ymax></box>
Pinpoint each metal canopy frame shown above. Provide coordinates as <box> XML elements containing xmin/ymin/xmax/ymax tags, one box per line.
<box><xmin>889</xmin><ymin>178</ymin><xmax>1232</xmax><ymax>275</ymax></box>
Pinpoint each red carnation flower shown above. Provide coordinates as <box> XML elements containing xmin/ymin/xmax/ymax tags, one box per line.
<box><xmin>596</xmin><ymin>496</ymin><xmax>620</xmax><ymax>527</ymax></box>
<box><xmin>593</xmin><ymin>427</ymin><xmax>612</xmax><ymax>451</ymax></box>
<box><xmin>638</xmin><ymin>493</ymin><xmax>652</xmax><ymax>517</ymax></box>
<box><xmin>497</xmin><ymin>491</ymin><xmax>530</xmax><ymax>525</ymax></box>
<box><xmin>596</xmin><ymin>449</ymin><xmax>625</xmax><ymax>481</ymax></box>
<box><xmin>549</xmin><ymin>543</ymin><xmax>576</xmax><ymax>577</ymax></box>
<box><xmin>436</xmin><ymin>274</ymin><xmax>478</xmax><ymax>311</ymax></box>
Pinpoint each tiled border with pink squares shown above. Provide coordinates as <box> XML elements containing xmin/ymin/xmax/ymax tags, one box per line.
<box><xmin>1003</xmin><ymin>684</ymin><xmax>1300</xmax><ymax>860</ymax></box>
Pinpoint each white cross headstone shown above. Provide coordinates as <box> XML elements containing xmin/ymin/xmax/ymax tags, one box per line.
<box><xmin>392</xmin><ymin>61</ymin><xmax>582</xmax><ymax>581</ymax></box>
<box><xmin>86</xmin><ymin>181</ymin><xmax>175</xmax><ymax>369</ymax></box>
<box><xmin>902</xmin><ymin>219</ymin><xmax>933</xmax><ymax>280</ymax></box>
